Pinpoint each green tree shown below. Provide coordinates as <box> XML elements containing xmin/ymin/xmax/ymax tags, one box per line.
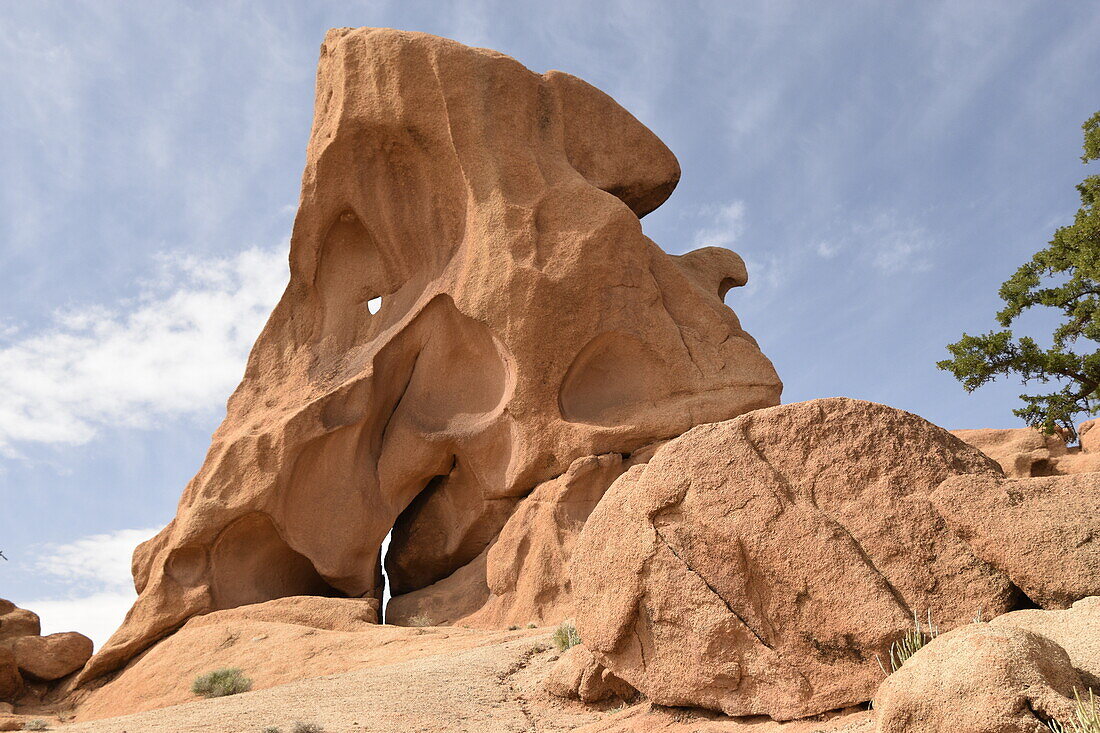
<box><xmin>938</xmin><ymin>111</ymin><xmax>1100</xmax><ymax>441</ymax></box>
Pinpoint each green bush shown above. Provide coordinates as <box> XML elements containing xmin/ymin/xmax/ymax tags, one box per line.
<box><xmin>1048</xmin><ymin>688</ymin><xmax>1100</xmax><ymax>733</ymax></box>
<box><xmin>552</xmin><ymin>621</ymin><xmax>581</xmax><ymax>652</ymax></box>
<box><xmin>191</xmin><ymin>667</ymin><xmax>253</xmax><ymax>698</ymax></box>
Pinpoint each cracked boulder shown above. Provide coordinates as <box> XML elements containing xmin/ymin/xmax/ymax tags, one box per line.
<box><xmin>873</xmin><ymin>624</ymin><xmax>1085</xmax><ymax>733</ymax></box>
<box><xmin>933</xmin><ymin>473</ymin><xmax>1100</xmax><ymax>609</ymax></box>
<box><xmin>545</xmin><ymin>644</ymin><xmax>635</xmax><ymax>703</ymax></box>
<box><xmin>571</xmin><ymin>398</ymin><xmax>1016</xmax><ymax>720</ymax></box>
<box><xmin>79</xmin><ymin>28</ymin><xmax>781</xmax><ymax>682</ymax></box>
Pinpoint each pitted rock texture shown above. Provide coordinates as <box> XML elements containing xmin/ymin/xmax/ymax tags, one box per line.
<box><xmin>81</xmin><ymin>27</ymin><xmax>781</xmax><ymax>682</ymax></box>
<box><xmin>933</xmin><ymin>473</ymin><xmax>1100</xmax><ymax>609</ymax></box>
<box><xmin>873</xmin><ymin>624</ymin><xmax>1085</xmax><ymax>733</ymax></box>
<box><xmin>571</xmin><ymin>398</ymin><xmax>1015</xmax><ymax>720</ymax></box>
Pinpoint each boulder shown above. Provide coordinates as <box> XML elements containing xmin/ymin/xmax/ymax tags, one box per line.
<box><xmin>0</xmin><ymin>647</ymin><xmax>21</xmax><ymax>702</ymax></box>
<box><xmin>873</xmin><ymin>624</ymin><xmax>1084</xmax><ymax>733</ymax></box>
<box><xmin>991</xmin><ymin>596</ymin><xmax>1100</xmax><ymax>687</ymax></box>
<box><xmin>933</xmin><ymin>473</ymin><xmax>1100</xmax><ymax>608</ymax></box>
<box><xmin>0</xmin><ymin>602</ymin><xmax>39</xmax><ymax>643</ymax></box>
<box><xmin>572</xmin><ymin>398</ymin><xmax>1015</xmax><ymax>720</ymax></box>
<box><xmin>82</xmin><ymin>27</ymin><xmax>781</xmax><ymax>682</ymax></box>
<box><xmin>10</xmin><ymin>632</ymin><xmax>92</xmax><ymax>681</ymax></box>
<box><xmin>545</xmin><ymin>644</ymin><xmax>635</xmax><ymax>703</ymax></box>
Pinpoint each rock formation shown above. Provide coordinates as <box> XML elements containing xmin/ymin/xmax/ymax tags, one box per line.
<box><xmin>953</xmin><ymin>419</ymin><xmax>1100</xmax><ymax>477</ymax></box>
<box><xmin>571</xmin><ymin>398</ymin><xmax>1016</xmax><ymax>720</ymax></box>
<box><xmin>873</xmin><ymin>624</ymin><xmax>1085</xmax><ymax>733</ymax></box>
<box><xmin>0</xmin><ymin>600</ymin><xmax>92</xmax><ymax>702</ymax></box>
<box><xmin>544</xmin><ymin>644</ymin><xmax>635</xmax><ymax>703</ymax></box>
<box><xmin>80</xmin><ymin>27</ymin><xmax>781</xmax><ymax>682</ymax></box>
<box><xmin>874</xmin><ymin>597</ymin><xmax>1100</xmax><ymax>732</ymax></box>
<box><xmin>933</xmin><ymin>473</ymin><xmax>1100</xmax><ymax>609</ymax></box>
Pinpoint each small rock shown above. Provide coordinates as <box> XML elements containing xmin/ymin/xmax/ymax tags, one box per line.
<box><xmin>545</xmin><ymin>645</ymin><xmax>634</xmax><ymax>703</ymax></box>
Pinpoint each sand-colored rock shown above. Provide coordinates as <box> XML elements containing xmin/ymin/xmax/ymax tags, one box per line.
<box><xmin>873</xmin><ymin>624</ymin><xmax>1084</xmax><ymax>733</ymax></box>
<box><xmin>572</xmin><ymin>398</ymin><xmax>1014</xmax><ymax>720</ymax></box>
<box><xmin>954</xmin><ymin>424</ymin><xmax>1100</xmax><ymax>477</ymax></box>
<box><xmin>8</xmin><ymin>632</ymin><xmax>92</xmax><ymax>681</ymax></box>
<box><xmin>0</xmin><ymin>601</ymin><xmax>39</xmax><ymax>643</ymax></box>
<box><xmin>933</xmin><ymin>472</ymin><xmax>1100</xmax><ymax>609</ymax></box>
<box><xmin>991</xmin><ymin>596</ymin><xmax>1100</xmax><ymax>687</ymax></box>
<box><xmin>0</xmin><ymin>648</ymin><xmax>20</xmax><ymax>702</ymax></box>
<box><xmin>545</xmin><ymin>644</ymin><xmax>635</xmax><ymax>703</ymax></box>
<box><xmin>82</xmin><ymin>27</ymin><xmax>781</xmax><ymax>682</ymax></box>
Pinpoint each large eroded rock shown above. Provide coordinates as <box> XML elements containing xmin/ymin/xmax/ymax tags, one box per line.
<box><xmin>933</xmin><ymin>473</ymin><xmax>1100</xmax><ymax>609</ymax></box>
<box><xmin>81</xmin><ymin>27</ymin><xmax>781</xmax><ymax>681</ymax></box>
<box><xmin>572</xmin><ymin>398</ymin><xmax>1015</xmax><ymax>720</ymax></box>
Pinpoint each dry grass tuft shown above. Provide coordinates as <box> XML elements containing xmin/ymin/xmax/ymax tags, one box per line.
<box><xmin>191</xmin><ymin>667</ymin><xmax>252</xmax><ymax>698</ymax></box>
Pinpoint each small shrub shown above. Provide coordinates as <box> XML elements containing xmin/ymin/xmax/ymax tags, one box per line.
<box><xmin>406</xmin><ymin>614</ymin><xmax>434</xmax><ymax>627</ymax></box>
<box><xmin>552</xmin><ymin>621</ymin><xmax>581</xmax><ymax>652</ymax></box>
<box><xmin>191</xmin><ymin>667</ymin><xmax>252</xmax><ymax>698</ymax></box>
<box><xmin>292</xmin><ymin>723</ymin><xmax>325</xmax><ymax>733</ymax></box>
<box><xmin>508</xmin><ymin>625</ymin><xmax>520</xmax><ymax>630</ymax></box>
<box><xmin>262</xmin><ymin>727</ymin><xmax>282</xmax><ymax>733</ymax></box>
<box><xmin>526</xmin><ymin>623</ymin><xmax>537</xmax><ymax>629</ymax></box>
<box><xmin>1048</xmin><ymin>688</ymin><xmax>1100</xmax><ymax>733</ymax></box>
<box><xmin>23</xmin><ymin>721</ymin><xmax>49</xmax><ymax>731</ymax></box>
<box><xmin>878</xmin><ymin>611</ymin><xmax>939</xmax><ymax>675</ymax></box>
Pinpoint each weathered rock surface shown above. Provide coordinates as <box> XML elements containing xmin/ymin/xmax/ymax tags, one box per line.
<box><xmin>82</xmin><ymin>26</ymin><xmax>781</xmax><ymax>682</ymax></box>
<box><xmin>954</xmin><ymin>423</ymin><xmax>1100</xmax><ymax>477</ymax></box>
<box><xmin>873</xmin><ymin>624</ymin><xmax>1084</xmax><ymax>733</ymax></box>
<box><xmin>0</xmin><ymin>599</ymin><xmax>92</xmax><ymax>696</ymax></box>
<box><xmin>933</xmin><ymin>473</ymin><xmax>1100</xmax><ymax>608</ymax></box>
<box><xmin>0</xmin><ymin>601</ymin><xmax>39</xmax><ymax>643</ymax></box>
<box><xmin>0</xmin><ymin>648</ymin><xmax>21</xmax><ymax>702</ymax></box>
<box><xmin>545</xmin><ymin>644</ymin><xmax>635</xmax><ymax>703</ymax></box>
<box><xmin>8</xmin><ymin>633</ymin><xmax>92</xmax><ymax>681</ymax></box>
<box><xmin>991</xmin><ymin>596</ymin><xmax>1100</xmax><ymax>687</ymax></box>
<box><xmin>572</xmin><ymin>398</ymin><xmax>1014</xmax><ymax>720</ymax></box>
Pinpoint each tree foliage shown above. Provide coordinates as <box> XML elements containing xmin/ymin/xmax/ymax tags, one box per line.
<box><xmin>938</xmin><ymin>112</ymin><xmax>1100</xmax><ymax>441</ymax></box>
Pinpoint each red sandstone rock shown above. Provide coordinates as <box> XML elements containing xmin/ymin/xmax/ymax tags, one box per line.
<box><xmin>953</xmin><ymin>423</ymin><xmax>1100</xmax><ymax>477</ymax></box>
<box><xmin>10</xmin><ymin>632</ymin><xmax>92</xmax><ymax>681</ymax></box>
<box><xmin>81</xmin><ymin>27</ymin><xmax>780</xmax><ymax>682</ymax></box>
<box><xmin>933</xmin><ymin>473</ymin><xmax>1100</xmax><ymax>609</ymax></box>
<box><xmin>572</xmin><ymin>398</ymin><xmax>1013</xmax><ymax>720</ymax></box>
<box><xmin>873</xmin><ymin>624</ymin><xmax>1084</xmax><ymax>733</ymax></box>
<box><xmin>991</xmin><ymin>596</ymin><xmax>1100</xmax><ymax>687</ymax></box>
<box><xmin>0</xmin><ymin>602</ymin><xmax>39</xmax><ymax>644</ymax></box>
<box><xmin>545</xmin><ymin>644</ymin><xmax>635</xmax><ymax>703</ymax></box>
<box><xmin>0</xmin><ymin>647</ymin><xmax>20</xmax><ymax>703</ymax></box>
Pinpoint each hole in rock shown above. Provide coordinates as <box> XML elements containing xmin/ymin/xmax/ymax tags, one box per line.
<box><xmin>367</xmin><ymin>296</ymin><xmax>382</xmax><ymax>315</ymax></box>
<box><xmin>209</xmin><ymin>512</ymin><xmax>346</xmax><ymax>611</ymax></box>
<box><xmin>380</xmin><ymin>529</ymin><xmax>393</xmax><ymax>623</ymax></box>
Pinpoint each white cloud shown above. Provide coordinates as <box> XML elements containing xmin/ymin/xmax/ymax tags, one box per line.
<box><xmin>15</xmin><ymin>527</ymin><xmax>160</xmax><ymax>650</ymax></box>
<box><xmin>693</xmin><ymin>201</ymin><xmax>747</xmax><ymax>249</ymax></box>
<box><xmin>856</xmin><ymin>212</ymin><xmax>935</xmax><ymax>274</ymax></box>
<box><xmin>0</xmin><ymin>245</ymin><xmax>287</xmax><ymax>453</ymax></box>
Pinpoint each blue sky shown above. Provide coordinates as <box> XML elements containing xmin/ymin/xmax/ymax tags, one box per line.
<box><xmin>2</xmin><ymin>1</ymin><xmax>1098</xmax><ymax>646</ymax></box>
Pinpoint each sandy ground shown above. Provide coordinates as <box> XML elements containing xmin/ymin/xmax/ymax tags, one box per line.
<box><xmin>5</xmin><ymin>630</ymin><xmax>876</xmax><ymax>733</ymax></box>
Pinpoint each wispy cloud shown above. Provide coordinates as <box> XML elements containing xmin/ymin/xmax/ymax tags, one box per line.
<box><xmin>693</xmin><ymin>201</ymin><xmax>747</xmax><ymax>249</ymax></box>
<box><xmin>0</xmin><ymin>246</ymin><xmax>287</xmax><ymax>453</ymax></box>
<box><xmin>15</xmin><ymin>527</ymin><xmax>159</xmax><ymax>649</ymax></box>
